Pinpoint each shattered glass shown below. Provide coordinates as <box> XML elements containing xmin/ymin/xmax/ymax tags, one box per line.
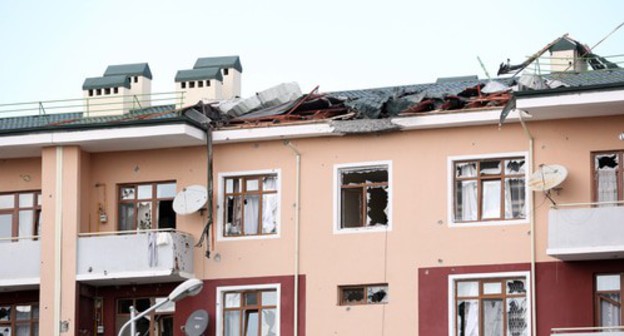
<box><xmin>507</xmin><ymin>298</ymin><xmax>528</xmax><ymax>336</ymax></box>
<box><xmin>367</xmin><ymin>286</ymin><xmax>388</xmax><ymax>304</ymax></box>
<box><xmin>342</xmin><ymin>288</ymin><xmax>365</xmax><ymax>304</ymax></box>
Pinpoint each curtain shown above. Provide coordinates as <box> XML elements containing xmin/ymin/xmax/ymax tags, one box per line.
<box><xmin>600</xmin><ymin>294</ymin><xmax>621</xmax><ymax>327</ymax></box>
<box><xmin>483</xmin><ymin>300</ymin><xmax>503</xmax><ymax>336</ymax></box>
<box><xmin>244</xmin><ymin>195</ymin><xmax>259</xmax><ymax>235</ymax></box>
<box><xmin>262</xmin><ymin>309</ymin><xmax>277</xmax><ymax>336</ymax></box>
<box><xmin>458</xmin><ymin>300</ymin><xmax>478</xmax><ymax>336</ymax></box>
<box><xmin>262</xmin><ymin>177</ymin><xmax>278</xmax><ymax>234</ymax></box>
<box><xmin>457</xmin><ymin>164</ymin><xmax>477</xmax><ymax>221</ymax></box>
<box><xmin>481</xmin><ymin>181</ymin><xmax>501</xmax><ymax>219</ymax></box>
<box><xmin>505</xmin><ymin>178</ymin><xmax>526</xmax><ymax>219</ymax></box>
<box><xmin>597</xmin><ymin>169</ymin><xmax>618</xmax><ymax>205</ymax></box>
<box><xmin>224</xmin><ymin>311</ymin><xmax>240</xmax><ymax>336</ymax></box>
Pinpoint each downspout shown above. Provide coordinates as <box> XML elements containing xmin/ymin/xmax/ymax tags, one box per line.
<box><xmin>285</xmin><ymin>140</ymin><xmax>301</xmax><ymax>336</ymax></box>
<box><xmin>54</xmin><ymin>146</ymin><xmax>64</xmax><ymax>336</ymax></box>
<box><xmin>518</xmin><ymin>111</ymin><xmax>537</xmax><ymax>336</ymax></box>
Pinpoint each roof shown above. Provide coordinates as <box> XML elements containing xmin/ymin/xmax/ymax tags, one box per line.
<box><xmin>175</xmin><ymin>68</ymin><xmax>224</xmax><ymax>82</ymax></box>
<box><xmin>82</xmin><ymin>75</ymin><xmax>131</xmax><ymax>90</ymax></box>
<box><xmin>194</xmin><ymin>56</ymin><xmax>242</xmax><ymax>73</ymax></box>
<box><xmin>104</xmin><ymin>63</ymin><xmax>153</xmax><ymax>79</ymax></box>
<box><xmin>0</xmin><ymin>105</ymin><xmax>185</xmax><ymax>135</ymax></box>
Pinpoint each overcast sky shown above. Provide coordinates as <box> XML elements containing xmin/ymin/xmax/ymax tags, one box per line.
<box><xmin>1</xmin><ymin>0</ymin><xmax>623</xmax><ymax>106</ymax></box>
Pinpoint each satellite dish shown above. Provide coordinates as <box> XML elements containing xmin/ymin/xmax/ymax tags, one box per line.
<box><xmin>528</xmin><ymin>164</ymin><xmax>568</xmax><ymax>192</ymax></box>
<box><xmin>184</xmin><ymin>309</ymin><xmax>209</xmax><ymax>336</ymax></box>
<box><xmin>173</xmin><ymin>185</ymin><xmax>208</xmax><ymax>215</ymax></box>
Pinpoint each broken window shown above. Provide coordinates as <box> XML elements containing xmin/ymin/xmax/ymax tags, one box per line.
<box><xmin>222</xmin><ymin>289</ymin><xmax>277</xmax><ymax>336</ymax></box>
<box><xmin>454</xmin><ymin>157</ymin><xmax>526</xmax><ymax>223</ymax></box>
<box><xmin>223</xmin><ymin>174</ymin><xmax>278</xmax><ymax>237</ymax></box>
<box><xmin>338</xmin><ymin>284</ymin><xmax>388</xmax><ymax>305</ymax></box>
<box><xmin>593</xmin><ymin>152</ymin><xmax>623</xmax><ymax>205</ymax></box>
<box><xmin>596</xmin><ymin>274</ymin><xmax>623</xmax><ymax>328</ymax></box>
<box><xmin>455</xmin><ymin>277</ymin><xmax>528</xmax><ymax>336</ymax></box>
<box><xmin>0</xmin><ymin>303</ymin><xmax>39</xmax><ymax>335</ymax></box>
<box><xmin>0</xmin><ymin>191</ymin><xmax>42</xmax><ymax>242</ymax></box>
<box><xmin>116</xmin><ymin>297</ymin><xmax>174</xmax><ymax>336</ymax></box>
<box><xmin>118</xmin><ymin>182</ymin><xmax>177</xmax><ymax>231</ymax></box>
<box><xmin>338</xmin><ymin>164</ymin><xmax>389</xmax><ymax>229</ymax></box>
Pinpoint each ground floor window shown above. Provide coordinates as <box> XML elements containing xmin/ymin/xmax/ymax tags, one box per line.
<box><xmin>596</xmin><ymin>273</ymin><xmax>623</xmax><ymax>327</ymax></box>
<box><xmin>0</xmin><ymin>303</ymin><xmax>39</xmax><ymax>335</ymax></box>
<box><xmin>451</xmin><ymin>273</ymin><xmax>529</xmax><ymax>336</ymax></box>
<box><xmin>115</xmin><ymin>297</ymin><xmax>174</xmax><ymax>336</ymax></box>
<box><xmin>217</xmin><ymin>284</ymin><xmax>280</xmax><ymax>336</ymax></box>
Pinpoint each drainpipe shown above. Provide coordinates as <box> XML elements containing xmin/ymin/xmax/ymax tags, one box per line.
<box><xmin>518</xmin><ymin>111</ymin><xmax>537</xmax><ymax>336</ymax></box>
<box><xmin>54</xmin><ymin>146</ymin><xmax>64</xmax><ymax>336</ymax></box>
<box><xmin>284</xmin><ymin>140</ymin><xmax>301</xmax><ymax>336</ymax></box>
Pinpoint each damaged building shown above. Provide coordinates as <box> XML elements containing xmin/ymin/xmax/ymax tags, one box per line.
<box><xmin>1</xmin><ymin>35</ymin><xmax>624</xmax><ymax>335</ymax></box>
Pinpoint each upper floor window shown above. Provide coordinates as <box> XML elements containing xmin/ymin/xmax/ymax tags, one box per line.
<box><xmin>593</xmin><ymin>152</ymin><xmax>623</xmax><ymax>204</ymax></box>
<box><xmin>338</xmin><ymin>284</ymin><xmax>388</xmax><ymax>306</ymax></box>
<box><xmin>452</xmin><ymin>156</ymin><xmax>527</xmax><ymax>224</ymax></box>
<box><xmin>451</xmin><ymin>274</ymin><xmax>529</xmax><ymax>336</ymax></box>
<box><xmin>0</xmin><ymin>303</ymin><xmax>39</xmax><ymax>335</ymax></box>
<box><xmin>219</xmin><ymin>287</ymin><xmax>278</xmax><ymax>336</ymax></box>
<box><xmin>118</xmin><ymin>182</ymin><xmax>176</xmax><ymax>231</ymax></box>
<box><xmin>595</xmin><ymin>273</ymin><xmax>623</xmax><ymax>327</ymax></box>
<box><xmin>221</xmin><ymin>172</ymin><xmax>279</xmax><ymax>238</ymax></box>
<box><xmin>334</xmin><ymin>161</ymin><xmax>391</xmax><ymax>233</ymax></box>
<box><xmin>116</xmin><ymin>297</ymin><xmax>174</xmax><ymax>336</ymax></box>
<box><xmin>223</xmin><ymin>68</ymin><xmax>229</xmax><ymax>76</ymax></box>
<box><xmin>0</xmin><ymin>191</ymin><xmax>42</xmax><ymax>242</ymax></box>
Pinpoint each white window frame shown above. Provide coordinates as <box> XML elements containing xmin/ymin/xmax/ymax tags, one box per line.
<box><xmin>216</xmin><ymin>283</ymin><xmax>281</xmax><ymax>336</ymax></box>
<box><xmin>447</xmin><ymin>152</ymin><xmax>531</xmax><ymax>227</ymax></box>
<box><xmin>333</xmin><ymin>160</ymin><xmax>393</xmax><ymax>234</ymax></box>
<box><xmin>217</xmin><ymin>169</ymin><xmax>281</xmax><ymax>241</ymax></box>
<box><xmin>448</xmin><ymin>271</ymin><xmax>532</xmax><ymax>336</ymax></box>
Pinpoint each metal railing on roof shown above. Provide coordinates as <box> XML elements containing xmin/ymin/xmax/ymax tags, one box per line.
<box><xmin>0</xmin><ymin>91</ymin><xmax>186</xmax><ymax>119</ymax></box>
<box><xmin>519</xmin><ymin>54</ymin><xmax>624</xmax><ymax>77</ymax></box>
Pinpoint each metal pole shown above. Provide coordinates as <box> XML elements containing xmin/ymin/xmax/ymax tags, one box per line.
<box><xmin>130</xmin><ymin>306</ymin><xmax>136</xmax><ymax>336</ymax></box>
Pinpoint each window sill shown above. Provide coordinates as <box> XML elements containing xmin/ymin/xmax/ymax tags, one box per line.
<box><xmin>334</xmin><ymin>225</ymin><xmax>391</xmax><ymax>235</ymax></box>
<box><xmin>217</xmin><ymin>233</ymin><xmax>280</xmax><ymax>242</ymax></box>
<box><xmin>448</xmin><ymin>218</ymin><xmax>529</xmax><ymax>228</ymax></box>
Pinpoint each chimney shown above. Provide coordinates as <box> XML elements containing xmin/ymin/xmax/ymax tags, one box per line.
<box><xmin>548</xmin><ymin>37</ymin><xmax>588</xmax><ymax>73</ymax></box>
<box><xmin>193</xmin><ymin>56</ymin><xmax>242</xmax><ymax>99</ymax></box>
<box><xmin>82</xmin><ymin>63</ymin><xmax>152</xmax><ymax>116</ymax></box>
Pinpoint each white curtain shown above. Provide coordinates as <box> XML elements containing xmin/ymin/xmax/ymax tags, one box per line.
<box><xmin>262</xmin><ymin>178</ymin><xmax>278</xmax><ymax>234</ymax></box>
<box><xmin>457</xmin><ymin>164</ymin><xmax>477</xmax><ymax>221</ymax></box>
<box><xmin>505</xmin><ymin>178</ymin><xmax>526</xmax><ymax>219</ymax></box>
<box><xmin>458</xmin><ymin>300</ymin><xmax>479</xmax><ymax>336</ymax></box>
<box><xmin>600</xmin><ymin>296</ymin><xmax>621</xmax><ymax>327</ymax></box>
<box><xmin>483</xmin><ymin>300</ymin><xmax>503</xmax><ymax>336</ymax></box>
<box><xmin>244</xmin><ymin>196</ymin><xmax>259</xmax><ymax>235</ymax></box>
<box><xmin>481</xmin><ymin>181</ymin><xmax>501</xmax><ymax>219</ymax></box>
<box><xmin>262</xmin><ymin>309</ymin><xmax>277</xmax><ymax>336</ymax></box>
<box><xmin>224</xmin><ymin>311</ymin><xmax>240</xmax><ymax>336</ymax></box>
<box><xmin>597</xmin><ymin>169</ymin><xmax>618</xmax><ymax>205</ymax></box>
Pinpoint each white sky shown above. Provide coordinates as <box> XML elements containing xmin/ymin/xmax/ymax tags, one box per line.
<box><xmin>1</xmin><ymin>0</ymin><xmax>623</xmax><ymax>105</ymax></box>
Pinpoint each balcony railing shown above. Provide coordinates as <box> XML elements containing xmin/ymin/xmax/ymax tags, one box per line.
<box><xmin>0</xmin><ymin>236</ymin><xmax>41</xmax><ymax>290</ymax></box>
<box><xmin>548</xmin><ymin>201</ymin><xmax>624</xmax><ymax>261</ymax></box>
<box><xmin>76</xmin><ymin>229</ymin><xmax>194</xmax><ymax>285</ymax></box>
<box><xmin>552</xmin><ymin>326</ymin><xmax>624</xmax><ymax>335</ymax></box>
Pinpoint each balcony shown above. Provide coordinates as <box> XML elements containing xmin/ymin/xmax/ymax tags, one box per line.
<box><xmin>0</xmin><ymin>237</ymin><xmax>41</xmax><ymax>291</ymax></box>
<box><xmin>548</xmin><ymin>202</ymin><xmax>624</xmax><ymax>261</ymax></box>
<box><xmin>552</xmin><ymin>326</ymin><xmax>624</xmax><ymax>335</ymax></box>
<box><xmin>76</xmin><ymin>229</ymin><xmax>194</xmax><ymax>285</ymax></box>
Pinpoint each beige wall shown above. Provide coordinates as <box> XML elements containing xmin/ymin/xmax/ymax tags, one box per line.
<box><xmin>0</xmin><ymin>157</ymin><xmax>41</xmax><ymax>192</ymax></box>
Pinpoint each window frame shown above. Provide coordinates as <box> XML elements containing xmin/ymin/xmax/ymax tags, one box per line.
<box><xmin>115</xmin><ymin>297</ymin><xmax>174</xmax><ymax>336</ymax></box>
<box><xmin>338</xmin><ymin>283</ymin><xmax>389</xmax><ymax>306</ymax></box>
<box><xmin>447</xmin><ymin>152</ymin><xmax>530</xmax><ymax>227</ymax></box>
<box><xmin>0</xmin><ymin>303</ymin><xmax>39</xmax><ymax>335</ymax></box>
<box><xmin>217</xmin><ymin>169</ymin><xmax>281</xmax><ymax>241</ymax></box>
<box><xmin>594</xmin><ymin>273</ymin><xmax>624</xmax><ymax>327</ymax></box>
<box><xmin>591</xmin><ymin>150</ymin><xmax>624</xmax><ymax>203</ymax></box>
<box><xmin>117</xmin><ymin>181</ymin><xmax>177</xmax><ymax>232</ymax></box>
<box><xmin>0</xmin><ymin>191</ymin><xmax>42</xmax><ymax>241</ymax></box>
<box><xmin>448</xmin><ymin>271</ymin><xmax>531</xmax><ymax>336</ymax></box>
<box><xmin>333</xmin><ymin>160</ymin><xmax>393</xmax><ymax>234</ymax></box>
<box><xmin>216</xmin><ymin>283</ymin><xmax>281</xmax><ymax>336</ymax></box>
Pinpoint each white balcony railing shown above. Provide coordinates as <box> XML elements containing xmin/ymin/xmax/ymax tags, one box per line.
<box><xmin>548</xmin><ymin>201</ymin><xmax>624</xmax><ymax>261</ymax></box>
<box><xmin>0</xmin><ymin>236</ymin><xmax>41</xmax><ymax>290</ymax></box>
<box><xmin>552</xmin><ymin>326</ymin><xmax>624</xmax><ymax>335</ymax></box>
<box><xmin>76</xmin><ymin>229</ymin><xmax>194</xmax><ymax>285</ymax></box>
